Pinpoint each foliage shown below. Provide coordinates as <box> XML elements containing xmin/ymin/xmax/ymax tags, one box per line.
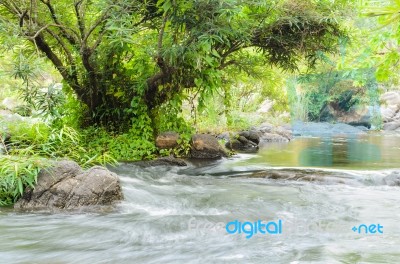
<box><xmin>2</xmin><ymin>119</ymin><xmax>116</xmax><ymax>167</ymax></box>
<box><xmin>346</xmin><ymin>0</ymin><xmax>400</xmax><ymax>86</ymax></box>
<box><xmin>0</xmin><ymin>155</ymin><xmax>47</xmax><ymax>206</ymax></box>
<box><xmin>0</xmin><ymin>0</ymin><xmax>351</xmax><ymax>130</ymax></box>
<box><xmin>0</xmin><ymin>0</ymin><xmax>361</xmax><ymax>207</ymax></box>
<box><xmin>80</xmin><ymin>127</ymin><xmax>156</xmax><ymax>162</ymax></box>
<box><xmin>287</xmin><ymin>67</ymin><xmax>381</xmax><ymax>125</ymax></box>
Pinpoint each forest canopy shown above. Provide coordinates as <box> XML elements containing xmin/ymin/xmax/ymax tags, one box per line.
<box><xmin>0</xmin><ymin>0</ymin><xmax>350</xmax><ymax>130</ymax></box>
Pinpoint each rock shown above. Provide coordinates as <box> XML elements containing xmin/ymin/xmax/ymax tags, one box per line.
<box><xmin>244</xmin><ymin>168</ymin><xmax>360</xmax><ymax>185</ymax></box>
<box><xmin>281</xmin><ymin>123</ymin><xmax>291</xmax><ymax>129</ymax></box>
<box><xmin>380</xmin><ymin>91</ymin><xmax>400</xmax><ymax>127</ymax></box>
<box><xmin>0</xmin><ymin>111</ymin><xmax>24</xmax><ymax>123</ymax></box>
<box><xmin>217</xmin><ymin>132</ymin><xmax>231</xmax><ymax>142</ymax></box>
<box><xmin>14</xmin><ymin>160</ymin><xmax>123</xmax><ymax>210</ymax></box>
<box><xmin>381</xmin><ymin>91</ymin><xmax>400</xmax><ymax>107</ymax></box>
<box><xmin>134</xmin><ymin>156</ymin><xmax>187</xmax><ymax>167</ymax></box>
<box><xmin>190</xmin><ymin>134</ymin><xmax>226</xmax><ymax>159</ymax></box>
<box><xmin>335</xmin><ymin>106</ymin><xmax>372</xmax><ymax>128</ymax></box>
<box><xmin>383</xmin><ymin>171</ymin><xmax>400</xmax><ymax>186</ymax></box>
<box><xmin>156</xmin><ymin>131</ymin><xmax>180</xmax><ymax>149</ymax></box>
<box><xmin>273</xmin><ymin>126</ymin><xmax>293</xmax><ymax>140</ymax></box>
<box><xmin>310</xmin><ymin>88</ymin><xmax>375</xmax><ymax>128</ymax></box>
<box><xmin>1</xmin><ymin>97</ymin><xmax>20</xmax><ymax>111</ymax></box>
<box><xmin>381</xmin><ymin>105</ymin><xmax>398</xmax><ymax>122</ymax></box>
<box><xmin>225</xmin><ymin>137</ymin><xmax>259</xmax><ymax>153</ymax></box>
<box><xmin>257</xmin><ymin>122</ymin><xmax>274</xmax><ymax>134</ymax></box>
<box><xmin>383</xmin><ymin>120</ymin><xmax>400</xmax><ymax>131</ymax></box>
<box><xmin>256</xmin><ymin>99</ymin><xmax>274</xmax><ymax>113</ymax></box>
<box><xmin>355</xmin><ymin>126</ymin><xmax>369</xmax><ymax>131</ymax></box>
<box><xmin>238</xmin><ymin>131</ymin><xmax>260</xmax><ymax>144</ymax></box>
<box><xmin>259</xmin><ymin>133</ymin><xmax>289</xmax><ymax>144</ymax></box>
<box><xmin>395</xmin><ymin>110</ymin><xmax>400</xmax><ymax>120</ymax></box>
<box><xmin>0</xmin><ymin>110</ymin><xmax>41</xmax><ymax>125</ymax></box>
<box><xmin>252</xmin><ymin>122</ymin><xmax>292</xmax><ymax>140</ymax></box>
<box><xmin>225</xmin><ymin>130</ymin><xmax>260</xmax><ymax>153</ymax></box>
<box><xmin>0</xmin><ymin>109</ymin><xmax>13</xmax><ymax>116</ymax></box>
<box><xmin>0</xmin><ymin>120</ymin><xmax>11</xmax><ymax>155</ymax></box>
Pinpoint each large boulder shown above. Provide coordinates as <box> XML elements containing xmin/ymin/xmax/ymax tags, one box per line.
<box><xmin>254</xmin><ymin>122</ymin><xmax>293</xmax><ymax>141</ymax></box>
<box><xmin>156</xmin><ymin>131</ymin><xmax>180</xmax><ymax>149</ymax></box>
<box><xmin>320</xmin><ymin>103</ymin><xmax>373</xmax><ymax>129</ymax></box>
<box><xmin>190</xmin><ymin>134</ymin><xmax>227</xmax><ymax>159</ymax></box>
<box><xmin>14</xmin><ymin>160</ymin><xmax>123</xmax><ymax>210</ymax></box>
<box><xmin>383</xmin><ymin>120</ymin><xmax>400</xmax><ymax>131</ymax></box>
<box><xmin>381</xmin><ymin>91</ymin><xmax>400</xmax><ymax>105</ymax></box>
<box><xmin>380</xmin><ymin>91</ymin><xmax>400</xmax><ymax>130</ymax></box>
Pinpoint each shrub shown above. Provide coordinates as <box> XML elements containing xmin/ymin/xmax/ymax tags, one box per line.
<box><xmin>0</xmin><ymin>155</ymin><xmax>48</xmax><ymax>206</ymax></box>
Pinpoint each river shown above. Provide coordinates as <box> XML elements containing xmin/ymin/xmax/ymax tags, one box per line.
<box><xmin>1</xmin><ymin>133</ymin><xmax>400</xmax><ymax>263</ymax></box>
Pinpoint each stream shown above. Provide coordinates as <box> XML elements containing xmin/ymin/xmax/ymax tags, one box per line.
<box><xmin>1</xmin><ymin>133</ymin><xmax>400</xmax><ymax>263</ymax></box>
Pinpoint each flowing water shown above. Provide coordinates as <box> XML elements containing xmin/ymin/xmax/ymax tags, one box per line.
<box><xmin>1</xmin><ymin>133</ymin><xmax>400</xmax><ymax>263</ymax></box>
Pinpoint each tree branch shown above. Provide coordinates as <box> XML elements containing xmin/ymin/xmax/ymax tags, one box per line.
<box><xmin>83</xmin><ymin>7</ymin><xmax>112</xmax><ymax>44</ymax></box>
<box><xmin>39</xmin><ymin>0</ymin><xmax>80</xmax><ymax>46</ymax></box>
<box><xmin>74</xmin><ymin>0</ymin><xmax>86</xmax><ymax>39</ymax></box>
<box><xmin>32</xmin><ymin>34</ymin><xmax>83</xmax><ymax>98</ymax></box>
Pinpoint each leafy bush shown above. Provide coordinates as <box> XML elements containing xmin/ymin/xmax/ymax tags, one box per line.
<box><xmin>0</xmin><ymin>156</ymin><xmax>48</xmax><ymax>206</ymax></box>
<box><xmin>4</xmin><ymin>120</ymin><xmax>116</xmax><ymax>167</ymax></box>
<box><xmin>81</xmin><ymin>127</ymin><xmax>157</xmax><ymax>162</ymax></box>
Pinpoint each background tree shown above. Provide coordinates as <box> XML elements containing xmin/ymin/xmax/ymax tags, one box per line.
<box><xmin>0</xmin><ymin>0</ymin><xmax>350</xmax><ymax>131</ymax></box>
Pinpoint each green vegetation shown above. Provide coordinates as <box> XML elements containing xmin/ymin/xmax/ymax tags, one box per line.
<box><xmin>0</xmin><ymin>156</ymin><xmax>45</xmax><ymax>206</ymax></box>
<box><xmin>0</xmin><ymin>0</ymin><xmax>347</xmax><ymax>128</ymax></box>
<box><xmin>1</xmin><ymin>0</ymin><xmax>400</xmax><ymax>205</ymax></box>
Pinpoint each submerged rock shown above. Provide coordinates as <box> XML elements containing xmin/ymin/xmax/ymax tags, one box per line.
<box><xmin>14</xmin><ymin>160</ymin><xmax>123</xmax><ymax>210</ymax></box>
<box><xmin>190</xmin><ymin>134</ymin><xmax>227</xmax><ymax>159</ymax></box>
<box><xmin>134</xmin><ymin>156</ymin><xmax>187</xmax><ymax>167</ymax></box>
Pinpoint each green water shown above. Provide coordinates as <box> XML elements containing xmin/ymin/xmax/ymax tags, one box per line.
<box><xmin>248</xmin><ymin>133</ymin><xmax>400</xmax><ymax>170</ymax></box>
<box><xmin>1</xmin><ymin>134</ymin><xmax>400</xmax><ymax>263</ymax></box>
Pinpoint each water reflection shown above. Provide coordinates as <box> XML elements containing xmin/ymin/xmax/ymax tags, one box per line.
<box><xmin>252</xmin><ymin>134</ymin><xmax>400</xmax><ymax>169</ymax></box>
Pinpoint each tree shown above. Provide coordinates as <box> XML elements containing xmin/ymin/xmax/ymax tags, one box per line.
<box><xmin>363</xmin><ymin>0</ymin><xmax>400</xmax><ymax>84</ymax></box>
<box><xmin>0</xmin><ymin>0</ymin><xmax>350</xmax><ymax>130</ymax></box>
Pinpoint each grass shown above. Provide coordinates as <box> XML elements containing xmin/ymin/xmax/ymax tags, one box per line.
<box><xmin>0</xmin><ymin>155</ymin><xmax>48</xmax><ymax>206</ymax></box>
